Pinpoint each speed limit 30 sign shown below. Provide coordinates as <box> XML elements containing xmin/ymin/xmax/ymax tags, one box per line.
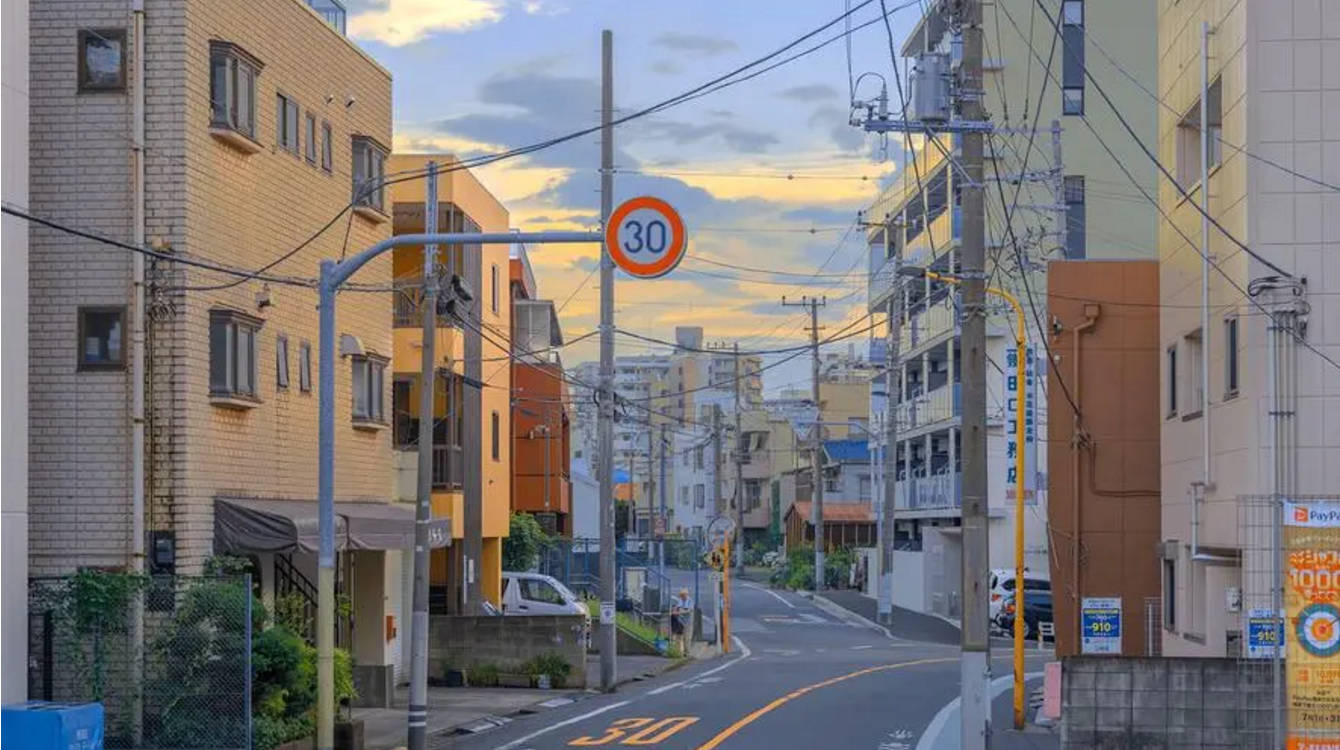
<box><xmin>605</xmin><ymin>196</ymin><xmax>687</xmax><ymax>279</ymax></box>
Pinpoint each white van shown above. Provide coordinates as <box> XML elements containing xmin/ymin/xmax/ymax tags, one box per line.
<box><xmin>500</xmin><ymin>572</ymin><xmax>588</xmax><ymax>618</ymax></box>
<box><xmin>988</xmin><ymin>568</ymin><xmax>1050</xmax><ymax>623</ymax></box>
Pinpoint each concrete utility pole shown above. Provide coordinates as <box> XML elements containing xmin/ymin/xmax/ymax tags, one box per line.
<box><xmin>782</xmin><ymin>295</ymin><xmax>827</xmax><ymax>590</ymax></box>
<box><xmin>878</xmin><ymin>225</ymin><xmax>902</xmax><ymax>625</ymax></box>
<box><xmin>407</xmin><ymin>163</ymin><xmax>439</xmax><ymax>750</ymax></box>
<box><xmin>597</xmin><ymin>28</ymin><xmax>618</xmax><ymax>693</ymax></box>
<box><xmin>733</xmin><ymin>342</ymin><xmax>745</xmax><ymax>576</ymax></box>
<box><xmin>1050</xmin><ymin>120</ymin><xmax>1065</xmax><ymax>257</ymax></box>
<box><xmin>712</xmin><ymin>405</ymin><xmax>725</xmax><ymax>517</ymax></box>
<box><xmin>957</xmin><ymin>0</ymin><xmax>992</xmax><ymax>745</ymax></box>
<box><xmin>647</xmin><ymin>429</ymin><xmax>656</xmax><ymax>539</ymax></box>
<box><xmin>659</xmin><ymin>423</ymin><xmax>667</xmax><ymax>577</ymax></box>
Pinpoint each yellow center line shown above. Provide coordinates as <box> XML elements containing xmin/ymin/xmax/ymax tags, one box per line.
<box><xmin>693</xmin><ymin>657</ymin><xmax>958</xmax><ymax>750</ymax></box>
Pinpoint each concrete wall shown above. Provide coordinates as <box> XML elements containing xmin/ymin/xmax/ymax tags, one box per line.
<box><xmin>429</xmin><ymin>615</ymin><xmax>587</xmax><ymax>688</ymax></box>
<box><xmin>891</xmin><ymin>549</ymin><xmax>927</xmax><ymax>612</ymax></box>
<box><xmin>1062</xmin><ymin>657</ymin><xmax>1273</xmax><ymax>750</ymax></box>
<box><xmin>1</xmin><ymin>0</ymin><xmax>28</xmax><ymax>707</ymax></box>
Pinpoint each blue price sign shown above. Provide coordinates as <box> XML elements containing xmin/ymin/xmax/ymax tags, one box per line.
<box><xmin>1246</xmin><ymin>608</ymin><xmax>1284</xmax><ymax>659</ymax></box>
<box><xmin>1081</xmin><ymin>597</ymin><xmax>1122</xmax><ymax>655</ymax></box>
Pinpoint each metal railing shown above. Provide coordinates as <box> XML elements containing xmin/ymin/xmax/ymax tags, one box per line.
<box><xmin>393</xmin><ymin>282</ymin><xmax>457</xmax><ymax>328</ymax></box>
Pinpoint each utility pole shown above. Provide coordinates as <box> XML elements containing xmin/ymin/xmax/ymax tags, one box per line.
<box><xmin>647</xmin><ymin>429</ymin><xmax>656</xmax><ymax>541</ymax></box>
<box><xmin>782</xmin><ymin>295</ymin><xmax>827</xmax><ymax>589</ymax></box>
<box><xmin>407</xmin><ymin>162</ymin><xmax>439</xmax><ymax>750</ymax></box>
<box><xmin>659</xmin><ymin>423</ymin><xmax>667</xmax><ymax>578</ymax></box>
<box><xmin>733</xmin><ymin>342</ymin><xmax>745</xmax><ymax>577</ymax></box>
<box><xmin>1050</xmin><ymin>120</ymin><xmax>1065</xmax><ymax>257</ymax></box>
<box><xmin>878</xmin><ymin>225</ymin><xmax>902</xmax><ymax>625</ymax></box>
<box><xmin>597</xmin><ymin>29</ymin><xmax>617</xmax><ymax>693</ymax></box>
<box><xmin>958</xmin><ymin>0</ymin><xmax>991</xmax><ymax>745</ymax></box>
<box><xmin>712</xmin><ymin>405</ymin><xmax>725</xmax><ymax>517</ymax></box>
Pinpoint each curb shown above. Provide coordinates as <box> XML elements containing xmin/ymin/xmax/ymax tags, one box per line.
<box><xmin>806</xmin><ymin>591</ymin><xmax>895</xmax><ymax>639</ymax></box>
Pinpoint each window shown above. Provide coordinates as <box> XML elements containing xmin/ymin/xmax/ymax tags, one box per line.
<box><xmin>694</xmin><ymin>446</ymin><xmax>704</xmax><ymax>470</ymax></box>
<box><xmin>351</xmin><ymin>355</ymin><xmax>386</xmax><ymax>422</ymax></box>
<box><xmin>1061</xmin><ymin>0</ymin><xmax>1084</xmax><ymax>115</ymax></box>
<box><xmin>746</xmin><ymin>481</ymin><xmax>763</xmax><ymax>510</ymax></box>
<box><xmin>859</xmin><ymin>475</ymin><xmax>872</xmax><ymax>500</ymax></box>
<box><xmin>78</xmin><ymin>29</ymin><xmax>126</xmax><ymax>92</ymax></box>
<box><xmin>680</xmin><ymin>486</ymin><xmax>689</xmax><ymax>505</ymax></box>
<box><xmin>305</xmin><ymin>113</ymin><xmax>317</xmax><ymax>164</ymax></box>
<box><xmin>1064</xmin><ymin>175</ymin><xmax>1086</xmax><ymax>259</ymax></box>
<box><xmin>78</xmin><ymin>306</ymin><xmax>125</xmax><ymax>370</ymax></box>
<box><xmin>694</xmin><ymin>484</ymin><xmax>706</xmax><ymax>509</ymax></box>
<box><xmin>491</xmin><ymin>264</ymin><xmax>499</xmax><ymax>314</ymax></box>
<box><xmin>1176</xmin><ymin>78</ymin><xmax>1223</xmax><ymax>190</ymax></box>
<box><xmin>1224</xmin><ymin>316</ymin><xmax>1239</xmax><ymax>396</ymax></box>
<box><xmin>491</xmin><ymin>411</ymin><xmax>501</xmax><ymax>461</ymax></box>
<box><xmin>276</xmin><ymin>93</ymin><xmax>300</xmax><ymax>153</ymax></box>
<box><xmin>1163</xmin><ymin>556</ymin><xmax>1178</xmax><ymax>631</ymax></box>
<box><xmin>1166</xmin><ymin>345</ymin><xmax>1178</xmax><ymax>416</ymax></box>
<box><xmin>321</xmin><ymin>121</ymin><xmax>333</xmax><ymax>172</ymax></box>
<box><xmin>1185</xmin><ymin>330</ymin><xmax>1204</xmax><ymax>417</ymax></box>
<box><xmin>209</xmin><ymin>41</ymin><xmax>261</xmax><ymax>140</ymax></box>
<box><xmin>210</xmin><ymin>309</ymin><xmax>262</xmax><ymax>400</ymax></box>
<box><xmin>519</xmin><ymin>578</ymin><xmax>565</xmax><ymax>605</ymax></box>
<box><xmin>299</xmin><ymin>341</ymin><xmax>312</xmax><ymax>393</ymax></box>
<box><xmin>352</xmin><ymin>135</ymin><xmax>389</xmax><ymax>214</ymax></box>
<box><xmin>276</xmin><ymin>335</ymin><xmax>290</xmax><ymax>389</ymax></box>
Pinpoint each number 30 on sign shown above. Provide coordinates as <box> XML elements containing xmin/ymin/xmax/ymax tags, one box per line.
<box><xmin>605</xmin><ymin>196</ymin><xmax>688</xmax><ymax>279</ymax></box>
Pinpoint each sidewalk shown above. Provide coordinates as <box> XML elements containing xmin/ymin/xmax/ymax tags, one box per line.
<box><xmin>355</xmin><ymin>653</ymin><xmax>692</xmax><ymax>750</ymax></box>
<box><xmin>817</xmin><ymin>589</ymin><xmax>962</xmax><ymax>645</ymax></box>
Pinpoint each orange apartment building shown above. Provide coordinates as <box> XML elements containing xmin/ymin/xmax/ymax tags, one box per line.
<box><xmin>510</xmin><ymin>247</ymin><xmax>572</xmax><ymax>535</ymax></box>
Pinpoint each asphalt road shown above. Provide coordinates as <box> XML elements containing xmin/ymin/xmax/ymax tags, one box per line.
<box><xmin>436</xmin><ymin>581</ymin><xmax>1057</xmax><ymax>750</ymax></box>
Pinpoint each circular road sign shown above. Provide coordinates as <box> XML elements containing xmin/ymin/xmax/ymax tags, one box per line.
<box><xmin>706</xmin><ymin>515</ymin><xmax>737</xmax><ymax>549</ymax></box>
<box><xmin>605</xmin><ymin>196</ymin><xmax>687</xmax><ymax>279</ymax></box>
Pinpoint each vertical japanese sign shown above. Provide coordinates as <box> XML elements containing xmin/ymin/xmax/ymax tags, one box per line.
<box><xmin>1284</xmin><ymin>500</ymin><xmax>1340</xmax><ymax>749</ymax></box>
<box><xmin>1080</xmin><ymin>596</ymin><xmax>1122</xmax><ymax>655</ymax></box>
<box><xmin>1003</xmin><ymin>345</ymin><xmax>1038</xmax><ymax>504</ymax></box>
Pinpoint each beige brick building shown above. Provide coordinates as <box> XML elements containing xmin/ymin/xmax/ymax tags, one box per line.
<box><xmin>29</xmin><ymin>0</ymin><xmax>408</xmax><ymax>701</ymax></box>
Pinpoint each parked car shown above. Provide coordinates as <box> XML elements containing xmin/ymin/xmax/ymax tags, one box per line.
<box><xmin>988</xmin><ymin>568</ymin><xmax>1050</xmax><ymax>623</ymax></box>
<box><xmin>501</xmin><ymin>572</ymin><xmax>591</xmax><ymax>647</ymax></box>
<box><xmin>995</xmin><ymin>590</ymin><xmax>1053</xmax><ymax>640</ymax></box>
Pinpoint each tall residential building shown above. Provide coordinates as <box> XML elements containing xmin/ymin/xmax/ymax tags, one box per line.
<box><xmin>1157</xmin><ymin>0</ymin><xmax>1340</xmax><ymax>657</ymax></box>
<box><xmin>510</xmin><ymin>243</ymin><xmax>572</xmax><ymax>535</ymax></box>
<box><xmin>28</xmin><ymin>0</ymin><xmax>405</xmax><ymax>703</ymax></box>
<box><xmin>866</xmin><ymin>0</ymin><xmax>1157</xmax><ymax>618</ymax></box>
<box><xmin>387</xmin><ymin>153</ymin><xmax>512</xmax><ymax>614</ymax></box>
<box><xmin>2</xmin><ymin>0</ymin><xmax>29</xmax><ymax>706</ymax></box>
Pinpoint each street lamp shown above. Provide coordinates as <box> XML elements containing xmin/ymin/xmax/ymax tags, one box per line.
<box><xmin>897</xmin><ymin>264</ymin><xmax>1031</xmax><ymax>730</ymax></box>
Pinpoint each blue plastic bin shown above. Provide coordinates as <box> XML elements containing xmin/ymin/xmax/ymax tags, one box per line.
<box><xmin>2</xmin><ymin>701</ymin><xmax>104</xmax><ymax>750</ymax></box>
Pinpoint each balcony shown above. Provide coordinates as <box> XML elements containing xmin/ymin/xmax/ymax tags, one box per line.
<box><xmin>906</xmin><ymin>296</ymin><xmax>959</xmax><ymax>352</ymax></box>
<box><xmin>868</xmin><ymin>207</ymin><xmax>962</xmax><ymax>310</ymax></box>
<box><xmin>896</xmin><ymin>382</ymin><xmax>961</xmax><ymax>432</ymax></box>
<box><xmin>393</xmin><ymin>281</ymin><xmax>456</xmax><ymax>328</ymax></box>
<box><xmin>305</xmin><ymin>0</ymin><xmax>347</xmax><ymax>34</ymax></box>
<box><xmin>432</xmin><ymin>445</ymin><xmax>463</xmax><ymax>490</ymax></box>
<box><xmin>896</xmin><ymin>471</ymin><xmax>961</xmax><ymax>511</ymax></box>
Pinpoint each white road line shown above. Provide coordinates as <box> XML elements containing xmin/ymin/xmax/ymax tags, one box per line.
<box><xmin>743</xmin><ymin>582</ymin><xmax>796</xmax><ymax>609</ymax></box>
<box><xmin>491</xmin><ymin>700</ymin><xmax>631</xmax><ymax>750</ymax></box>
<box><xmin>913</xmin><ymin>672</ymin><xmax>1042</xmax><ymax>750</ymax></box>
<box><xmin>646</xmin><ymin>681</ymin><xmax>688</xmax><ymax>696</ymax></box>
<box><xmin>851</xmin><ymin>644</ymin><xmax>874</xmax><ymax>650</ymax></box>
<box><xmin>731</xmin><ymin>635</ymin><xmax>752</xmax><ymax>658</ymax></box>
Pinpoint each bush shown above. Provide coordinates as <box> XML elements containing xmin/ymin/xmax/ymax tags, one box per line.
<box><xmin>522</xmin><ymin>652</ymin><xmax>573</xmax><ymax>688</ymax></box>
<box><xmin>825</xmin><ymin>547</ymin><xmax>856</xmax><ymax>589</ymax></box>
<box><xmin>470</xmin><ymin>662</ymin><xmax>501</xmax><ymax>687</ymax></box>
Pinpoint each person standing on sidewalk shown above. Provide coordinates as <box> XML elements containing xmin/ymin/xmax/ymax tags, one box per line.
<box><xmin>670</xmin><ymin>588</ymin><xmax>694</xmax><ymax>654</ymax></box>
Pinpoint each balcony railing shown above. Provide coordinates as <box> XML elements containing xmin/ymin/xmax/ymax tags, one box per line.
<box><xmin>305</xmin><ymin>0</ymin><xmax>347</xmax><ymax>34</ymax></box>
<box><xmin>896</xmin><ymin>382</ymin><xmax>961</xmax><ymax>431</ymax></box>
<box><xmin>895</xmin><ymin>471</ymin><xmax>961</xmax><ymax>510</ymax></box>
<box><xmin>432</xmin><ymin>445</ymin><xmax>463</xmax><ymax>490</ymax></box>
<box><xmin>908</xmin><ymin>297</ymin><xmax>958</xmax><ymax>350</ymax></box>
<box><xmin>394</xmin><ymin>281</ymin><xmax>455</xmax><ymax>328</ymax></box>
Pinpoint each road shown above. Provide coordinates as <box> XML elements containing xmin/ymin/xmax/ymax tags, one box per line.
<box><xmin>437</xmin><ymin>581</ymin><xmax>1058</xmax><ymax>750</ymax></box>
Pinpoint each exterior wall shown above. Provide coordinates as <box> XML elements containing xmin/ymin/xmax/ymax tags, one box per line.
<box><xmin>817</xmin><ymin>380</ymin><xmax>871</xmax><ymax>438</ymax></box>
<box><xmin>1158</xmin><ymin>0</ymin><xmax>1340</xmax><ymax>657</ymax></box>
<box><xmin>28</xmin><ymin>0</ymin><xmax>394</xmax><ymax>575</ymax></box>
<box><xmin>1047</xmin><ymin>260</ymin><xmax>1163</xmax><ymax>657</ymax></box>
<box><xmin>2</xmin><ymin>0</ymin><xmax>29</xmax><ymax>705</ymax></box>
<box><xmin>513</xmin><ymin>362</ymin><xmax>571</xmax><ymax>521</ymax></box>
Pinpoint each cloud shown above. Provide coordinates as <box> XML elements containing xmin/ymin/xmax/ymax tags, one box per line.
<box><xmin>638</xmin><ymin>119</ymin><xmax>778</xmax><ymax>154</ymax></box>
<box><xmin>349</xmin><ymin>0</ymin><xmax>504</xmax><ymax>46</ymax></box>
<box><xmin>776</xmin><ymin>84</ymin><xmax>841</xmax><ymax>102</ymax></box>
<box><xmin>648</xmin><ymin>59</ymin><xmax>683</xmax><ymax>76</ymax></box>
<box><xmin>807</xmin><ymin>105</ymin><xmax>867</xmax><ymax>154</ymax></box>
<box><xmin>651</xmin><ymin>32</ymin><xmax>739</xmax><ymax>57</ymax></box>
<box><xmin>781</xmin><ymin>206</ymin><xmax>857</xmax><ymax>226</ymax></box>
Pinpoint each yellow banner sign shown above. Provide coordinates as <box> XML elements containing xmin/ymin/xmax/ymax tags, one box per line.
<box><xmin>1285</xmin><ymin>501</ymin><xmax>1340</xmax><ymax>750</ymax></box>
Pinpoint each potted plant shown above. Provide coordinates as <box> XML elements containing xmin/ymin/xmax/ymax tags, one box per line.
<box><xmin>522</xmin><ymin>652</ymin><xmax>573</xmax><ymax>690</ymax></box>
<box><xmin>333</xmin><ymin>649</ymin><xmax>364</xmax><ymax>750</ymax></box>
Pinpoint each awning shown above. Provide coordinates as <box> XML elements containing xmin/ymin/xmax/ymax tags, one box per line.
<box><xmin>215</xmin><ymin>497</ymin><xmax>450</xmax><ymax>554</ymax></box>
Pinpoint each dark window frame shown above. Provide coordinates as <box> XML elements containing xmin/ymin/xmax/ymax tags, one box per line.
<box><xmin>276</xmin><ymin>335</ymin><xmax>290</xmax><ymax>389</ymax></box>
<box><xmin>304</xmin><ymin>112</ymin><xmax>318</xmax><ymax>164</ymax></box>
<box><xmin>208</xmin><ymin>40</ymin><xmax>263</xmax><ymax>140</ymax></box>
<box><xmin>491</xmin><ymin>411</ymin><xmax>501</xmax><ymax>461</ymax></box>
<box><xmin>1062</xmin><ymin>87</ymin><xmax>1084</xmax><ymax>115</ymax></box>
<box><xmin>1166</xmin><ymin>344</ymin><xmax>1178</xmax><ymax>417</ymax></box>
<box><xmin>321</xmin><ymin>121</ymin><xmax>333</xmax><ymax>172</ymax></box>
<box><xmin>78</xmin><ymin>29</ymin><xmax>128</xmax><ymax>93</ymax></box>
<box><xmin>276</xmin><ymin>91</ymin><xmax>300</xmax><ymax>154</ymax></box>
<box><xmin>209</xmin><ymin>308</ymin><xmax>263</xmax><ymax>400</ymax></box>
<box><xmin>299</xmin><ymin>341</ymin><xmax>313</xmax><ymax>393</ymax></box>
<box><xmin>1224</xmin><ymin>315</ymin><xmax>1240</xmax><ymax>397</ymax></box>
<box><xmin>1163</xmin><ymin>556</ymin><xmax>1178</xmax><ymax>632</ymax></box>
<box><xmin>77</xmin><ymin>305</ymin><xmax>127</xmax><ymax>371</ymax></box>
<box><xmin>351</xmin><ymin>353</ymin><xmax>388</xmax><ymax>423</ymax></box>
<box><xmin>1064</xmin><ymin>175</ymin><xmax>1086</xmax><ymax>259</ymax></box>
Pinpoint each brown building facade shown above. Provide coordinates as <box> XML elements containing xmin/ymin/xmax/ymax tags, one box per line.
<box><xmin>1046</xmin><ymin>260</ymin><xmax>1162</xmax><ymax>657</ymax></box>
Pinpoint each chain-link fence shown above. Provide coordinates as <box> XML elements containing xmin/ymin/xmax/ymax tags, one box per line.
<box><xmin>29</xmin><ymin>573</ymin><xmax>253</xmax><ymax>749</ymax></box>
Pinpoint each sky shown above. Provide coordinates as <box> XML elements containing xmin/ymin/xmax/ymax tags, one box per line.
<box><xmin>344</xmin><ymin>0</ymin><xmax>924</xmax><ymax>393</ymax></box>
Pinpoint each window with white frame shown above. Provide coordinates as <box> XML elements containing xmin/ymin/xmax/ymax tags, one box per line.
<box><xmin>276</xmin><ymin>92</ymin><xmax>299</xmax><ymax>153</ymax></box>
<box><xmin>276</xmin><ymin>335</ymin><xmax>290</xmax><ymax>389</ymax></box>
<box><xmin>299</xmin><ymin>341</ymin><xmax>312</xmax><ymax>393</ymax></box>
<box><xmin>1061</xmin><ymin>0</ymin><xmax>1084</xmax><ymax>115</ymax></box>
<box><xmin>693</xmin><ymin>484</ymin><xmax>705</xmax><ymax>509</ymax></box>
<box><xmin>321</xmin><ymin>121</ymin><xmax>333</xmax><ymax>172</ymax></box>
<box><xmin>1177</xmin><ymin>78</ymin><xmax>1222</xmax><ymax>190</ymax></box>
<box><xmin>351</xmin><ymin>354</ymin><xmax>387</xmax><ymax>422</ymax></box>
<box><xmin>1184</xmin><ymin>330</ymin><xmax>1204</xmax><ymax>417</ymax></box>
<box><xmin>304</xmin><ymin>112</ymin><xmax>317</xmax><ymax>164</ymax></box>
<box><xmin>352</xmin><ymin>135</ymin><xmax>388</xmax><ymax>213</ymax></box>
<box><xmin>210</xmin><ymin>309</ymin><xmax>262</xmax><ymax>400</ymax></box>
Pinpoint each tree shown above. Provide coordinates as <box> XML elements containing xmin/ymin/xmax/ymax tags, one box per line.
<box><xmin>503</xmin><ymin>513</ymin><xmax>547</xmax><ymax>572</ymax></box>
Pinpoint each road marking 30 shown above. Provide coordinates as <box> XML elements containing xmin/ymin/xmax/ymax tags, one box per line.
<box><xmin>569</xmin><ymin>717</ymin><xmax>700</xmax><ymax>746</ymax></box>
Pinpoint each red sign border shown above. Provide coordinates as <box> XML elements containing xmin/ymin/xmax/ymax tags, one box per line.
<box><xmin>604</xmin><ymin>196</ymin><xmax>687</xmax><ymax>279</ymax></box>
